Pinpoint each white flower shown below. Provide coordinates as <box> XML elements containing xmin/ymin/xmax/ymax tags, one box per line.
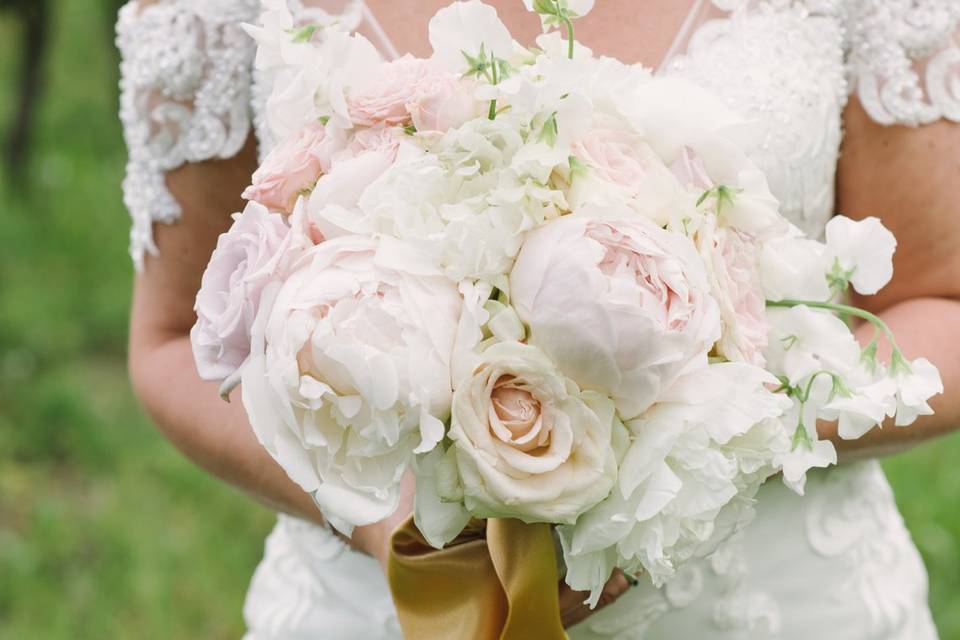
<box><xmin>890</xmin><ymin>357</ymin><xmax>943</xmax><ymax>427</ymax></box>
<box><xmin>759</xmin><ymin>228</ymin><xmax>832</xmax><ymax>302</ymax></box>
<box><xmin>824</xmin><ymin>216</ymin><xmax>896</xmax><ymax>295</ymax></box>
<box><xmin>558</xmin><ymin>362</ymin><xmax>789</xmax><ymax>601</ymax></box>
<box><xmin>523</xmin><ymin>0</ymin><xmax>595</xmax><ymax>31</ymax></box>
<box><xmin>764</xmin><ymin>305</ymin><xmax>861</xmax><ymax>385</ymax></box>
<box><xmin>445</xmin><ymin>341</ymin><xmax>620</xmax><ymax>524</ymax></box>
<box><xmin>413</xmin><ymin>446</ymin><xmax>472</xmax><ymax>549</ymax></box>
<box><xmin>779</xmin><ymin>437</ymin><xmax>837</xmax><ymax>495</ymax></box>
<box><xmin>345</xmin><ymin>116</ymin><xmax>565</xmax><ymax>282</ymax></box>
<box><xmin>820</xmin><ymin>375</ymin><xmax>896</xmax><ymax>440</ymax></box>
<box><xmin>240</xmin><ymin>235</ymin><xmax>461</xmax><ymax>534</ymax></box>
<box><xmin>428</xmin><ymin>1</ymin><xmax>514</xmax><ymax>73</ymax></box>
<box><xmin>510</xmin><ymin>214</ymin><xmax>721</xmax><ymax>419</ymax></box>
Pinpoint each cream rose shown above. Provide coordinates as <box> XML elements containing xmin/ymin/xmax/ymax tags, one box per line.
<box><xmin>510</xmin><ymin>214</ymin><xmax>721</xmax><ymax>419</ymax></box>
<box><xmin>447</xmin><ymin>341</ymin><xmax>619</xmax><ymax>524</ymax></box>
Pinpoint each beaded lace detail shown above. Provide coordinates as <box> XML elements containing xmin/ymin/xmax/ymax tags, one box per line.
<box><xmin>117</xmin><ymin>0</ymin><xmax>260</xmax><ymax>269</ymax></box>
<box><xmin>846</xmin><ymin>0</ymin><xmax>960</xmax><ymax>126</ymax></box>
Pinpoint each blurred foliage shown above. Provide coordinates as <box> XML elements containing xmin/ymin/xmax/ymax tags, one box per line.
<box><xmin>0</xmin><ymin>1</ymin><xmax>957</xmax><ymax>639</ymax></box>
<box><xmin>0</xmin><ymin>2</ymin><xmax>274</xmax><ymax>639</ymax></box>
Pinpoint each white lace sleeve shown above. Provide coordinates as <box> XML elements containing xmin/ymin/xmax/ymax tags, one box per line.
<box><xmin>116</xmin><ymin>0</ymin><xmax>260</xmax><ymax>270</ymax></box>
<box><xmin>845</xmin><ymin>0</ymin><xmax>960</xmax><ymax>127</ymax></box>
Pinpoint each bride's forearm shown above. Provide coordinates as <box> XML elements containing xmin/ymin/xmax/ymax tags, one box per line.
<box><xmin>128</xmin><ymin>331</ymin><xmax>405</xmax><ymax>562</ymax></box>
<box><xmin>821</xmin><ymin>296</ymin><xmax>960</xmax><ymax>461</ymax></box>
<box><xmin>128</xmin><ymin>333</ymin><xmax>325</xmax><ymax>523</ymax></box>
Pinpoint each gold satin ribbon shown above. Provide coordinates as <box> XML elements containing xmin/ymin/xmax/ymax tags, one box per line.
<box><xmin>388</xmin><ymin>516</ymin><xmax>568</xmax><ymax>640</ymax></box>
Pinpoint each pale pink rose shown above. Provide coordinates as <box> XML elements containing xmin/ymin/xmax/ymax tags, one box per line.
<box><xmin>510</xmin><ymin>214</ymin><xmax>721</xmax><ymax>419</ymax></box>
<box><xmin>572</xmin><ymin>126</ymin><xmax>665</xmax><ymax>191</ymax></box>
<box><xmin>406</xmin><ymin>74</ymin><xmax>480</xmax><ymax>133</ymax></box>
<box><xmin>308</xmin><ymin>126</ymin><xmax>402</xmax><ymax>239</ymax></box>
<box><xmin>701</xmin><ymin>220</ymin><xmax>769</xmax><ymax>366</ymax></box>
<box><xmin>348</xmin><ymin>55</ymin><xmax>429</xmax><ymax>127</ymax></box>
<box><xmin>191</xmin><ymin>201</ymin><xmax>293</xmax><ymax>383</ymax></box>
<box><xmin>242</xmin><ymin>122</ymin><xmax>330</xmax><ymax>214</ymax></box>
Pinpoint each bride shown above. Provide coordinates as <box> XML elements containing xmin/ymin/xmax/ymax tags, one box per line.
<box><xmin>117</xmin><ymin>0</ymin><xmax>960</xmax><ymax>637</ymax></box>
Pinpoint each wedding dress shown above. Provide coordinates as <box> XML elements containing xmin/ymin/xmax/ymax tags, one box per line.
<box><xmin>116</xmin><ymin>1</ymin><xmax>960</xmax><ymax>637</ymax></box>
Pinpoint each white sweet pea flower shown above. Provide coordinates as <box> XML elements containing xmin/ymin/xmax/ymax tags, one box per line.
<box><xmin>824</xmin><ymin>216</ymin><xmax>896</xmax><ymax>295</ymax></box>
<box><xmin>510</xmin><ymin>214</ymin><xmax>721</xmax><ymax>419</ymax></box>
<box><xmin>821</xmin><ymin>377</ymin><xmax>897</xmax><ymax>440</ymax></box>
<box><xmin>445</xmin><ymin>341</ymin><xmax>621</xmax><ymax>524</ymax></box>
<box><xmin>890</xmin><ymin>356</ymin><xmax>943</xmax><ymax>427</ymax></box>
<box><xmin>240</xmin><ymin>235</ymin><xmax>461</xmax><ymax>534</ymax></box>
<box><xmin>765</xmin><ymin>305</ymin><xmax>861</xmax><ymax>385</ymax></box>
<box><xmin>779</xmin><ymin>436</ymin><xmax>837</xmax><ymax>495</ymax></box>
<box><xmin>428</xmin><ymin>0</ymin><xmax>514</xmax><ymax>73</ymax></box>
<box><xmin>759</xmin><ymin>227</ymin><xmax>832</xmax><ymax>302</ymax></box>
<box><xmin>523</xmin><ymin>0</ymin><xmax>595</xmax><ymax>31</ymax></box>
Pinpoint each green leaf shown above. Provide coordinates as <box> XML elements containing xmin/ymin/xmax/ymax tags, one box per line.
<box><xmin>538</xmin><ymin>111</ymin><xmax>559</xmax><ymax>146</ymax></box>
<box><xmin>568</xmin><ymin>155</ymin><xmax>588</xmax><ymax>178</ymax></box>
<box><xmin>402</xmin><ymin>123</ymin><xmax>417</xmax><ymax>135</ymax></box>
<box><xmin>290</xmin><ymin>24</ymin><xmax>319</xmax><ymax>43</ymax></box>
<box><xmin>533</xmin><ymin>0</ymin><xmax>559</xmax><ymax>15</ymax></box>
<box><xmin>791</xmin><ymin>422</ymin><xmax>813</xmax><ymax>452</ymax></box>
<box><xmin>317</xmin><ymin>115</ymin><xmax>330</xmax><ymax>125</ymax></box>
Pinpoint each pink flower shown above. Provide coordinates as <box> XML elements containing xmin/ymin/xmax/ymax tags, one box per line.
<box><xmin>406</xmin><ymin>74</ymin><xmax>480</xmax><ymax>133</ymax></box>
<box><xmin>308</xmin><ymin>126</ymin><xmax>402</xmax><ymax>239</ymax></box>
<box><xmin>700</xmin><ymin>219</ymin><xmax>769</xmax><ymax>366</ymax></box>
<box><xmin>572</xmin><ymin>126</ymin><xmax>667</xmax><ymax>192</ymax></box>
<box><xmin>191</xmin><ymin>201</ymin><xmax>294</xmax><ymax>384</ymax></box>
<box><xmin>510</xmin><ymin>214</ymin><xmax>721</xmax><ymax>419</ymax></box>
<box><xmin>347</xmin><ymin>56</ymin><xmax>429</xmax><ymax>127</ymax></box>
<box><xmin>242</xmin><ymin>122</ymin><xmax>330</xmax><ymax>214</ymax></box>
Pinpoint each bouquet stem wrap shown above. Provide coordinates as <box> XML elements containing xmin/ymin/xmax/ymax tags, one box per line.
<box><xmin>389</xmin><ymin>516</ymin><xmax>567</xmax><ymax>639</ymax></box>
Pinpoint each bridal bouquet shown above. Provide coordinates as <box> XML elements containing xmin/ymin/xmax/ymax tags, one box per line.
<box><xmin>190</xmin><ymin>0</ymin><xmax>942</xmax><ymax>603</ymax></box>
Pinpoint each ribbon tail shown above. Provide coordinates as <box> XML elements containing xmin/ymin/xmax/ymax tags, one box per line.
<box><xmin>488</xmin><ymin>519</ymin><xmax>568</xmax><ymax>640</ymax></box>
<box><xmin>388</xmin><ymin>515</ymin><xmax>567</xmax><ymax>640</ymax></box>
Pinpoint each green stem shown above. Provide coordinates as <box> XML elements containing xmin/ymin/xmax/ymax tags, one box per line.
<box><xmin>766</xmin><ymin>299</ymin><xmax>900</xmax><ymax>353</ymax></box>
<box><xmin>563</xmin><ymin>14</ymin><xmax>575</xmax><ymax>59</ymax></box>
<box><xmin>487</xmin><ymin>60</ymin><xmax>499</xmax><ymax>120</ymax></box>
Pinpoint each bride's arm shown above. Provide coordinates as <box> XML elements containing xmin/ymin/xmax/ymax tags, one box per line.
<box><xmin>828</xmin><ymin>99</ymin><xmax>960</xmax><ymax>461</ymax></box>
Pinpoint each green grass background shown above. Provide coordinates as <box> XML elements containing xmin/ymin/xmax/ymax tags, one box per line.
<box><xmin>0</xmin><ymin>1</ymin><xmax>957</xmax><ymax>638</ymax></box>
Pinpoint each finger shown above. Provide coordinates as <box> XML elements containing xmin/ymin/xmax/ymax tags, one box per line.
<box><xmin>559</xmin><ymin>570</ymin><xmax>631</xmax><ymax>628</ymax></box>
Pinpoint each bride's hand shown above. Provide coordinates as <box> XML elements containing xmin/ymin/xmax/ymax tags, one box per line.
<box><xmin>559</xmin><ymin>569</ymin><xmax>632</xmax><ymax>628</ymax></box>
<box><xmin>351</xmin><ymin>471</ymin><xmax>417</xmax><ymax>571</ymax></box>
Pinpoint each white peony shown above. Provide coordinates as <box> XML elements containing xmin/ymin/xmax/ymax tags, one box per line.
<box><xmin>558</xmin><ymin>362</ymin><xmax>789</xmax><ymax>602</ymax></box>
<box><xmin>240</xmin><ymin>235</ymin><xmax>461</xmax><ymax>533</ymax></box>
<box><xmin>510</xmin><ymin>214</ymin><xmax>721</xmax><ymax>419</ymax></box>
